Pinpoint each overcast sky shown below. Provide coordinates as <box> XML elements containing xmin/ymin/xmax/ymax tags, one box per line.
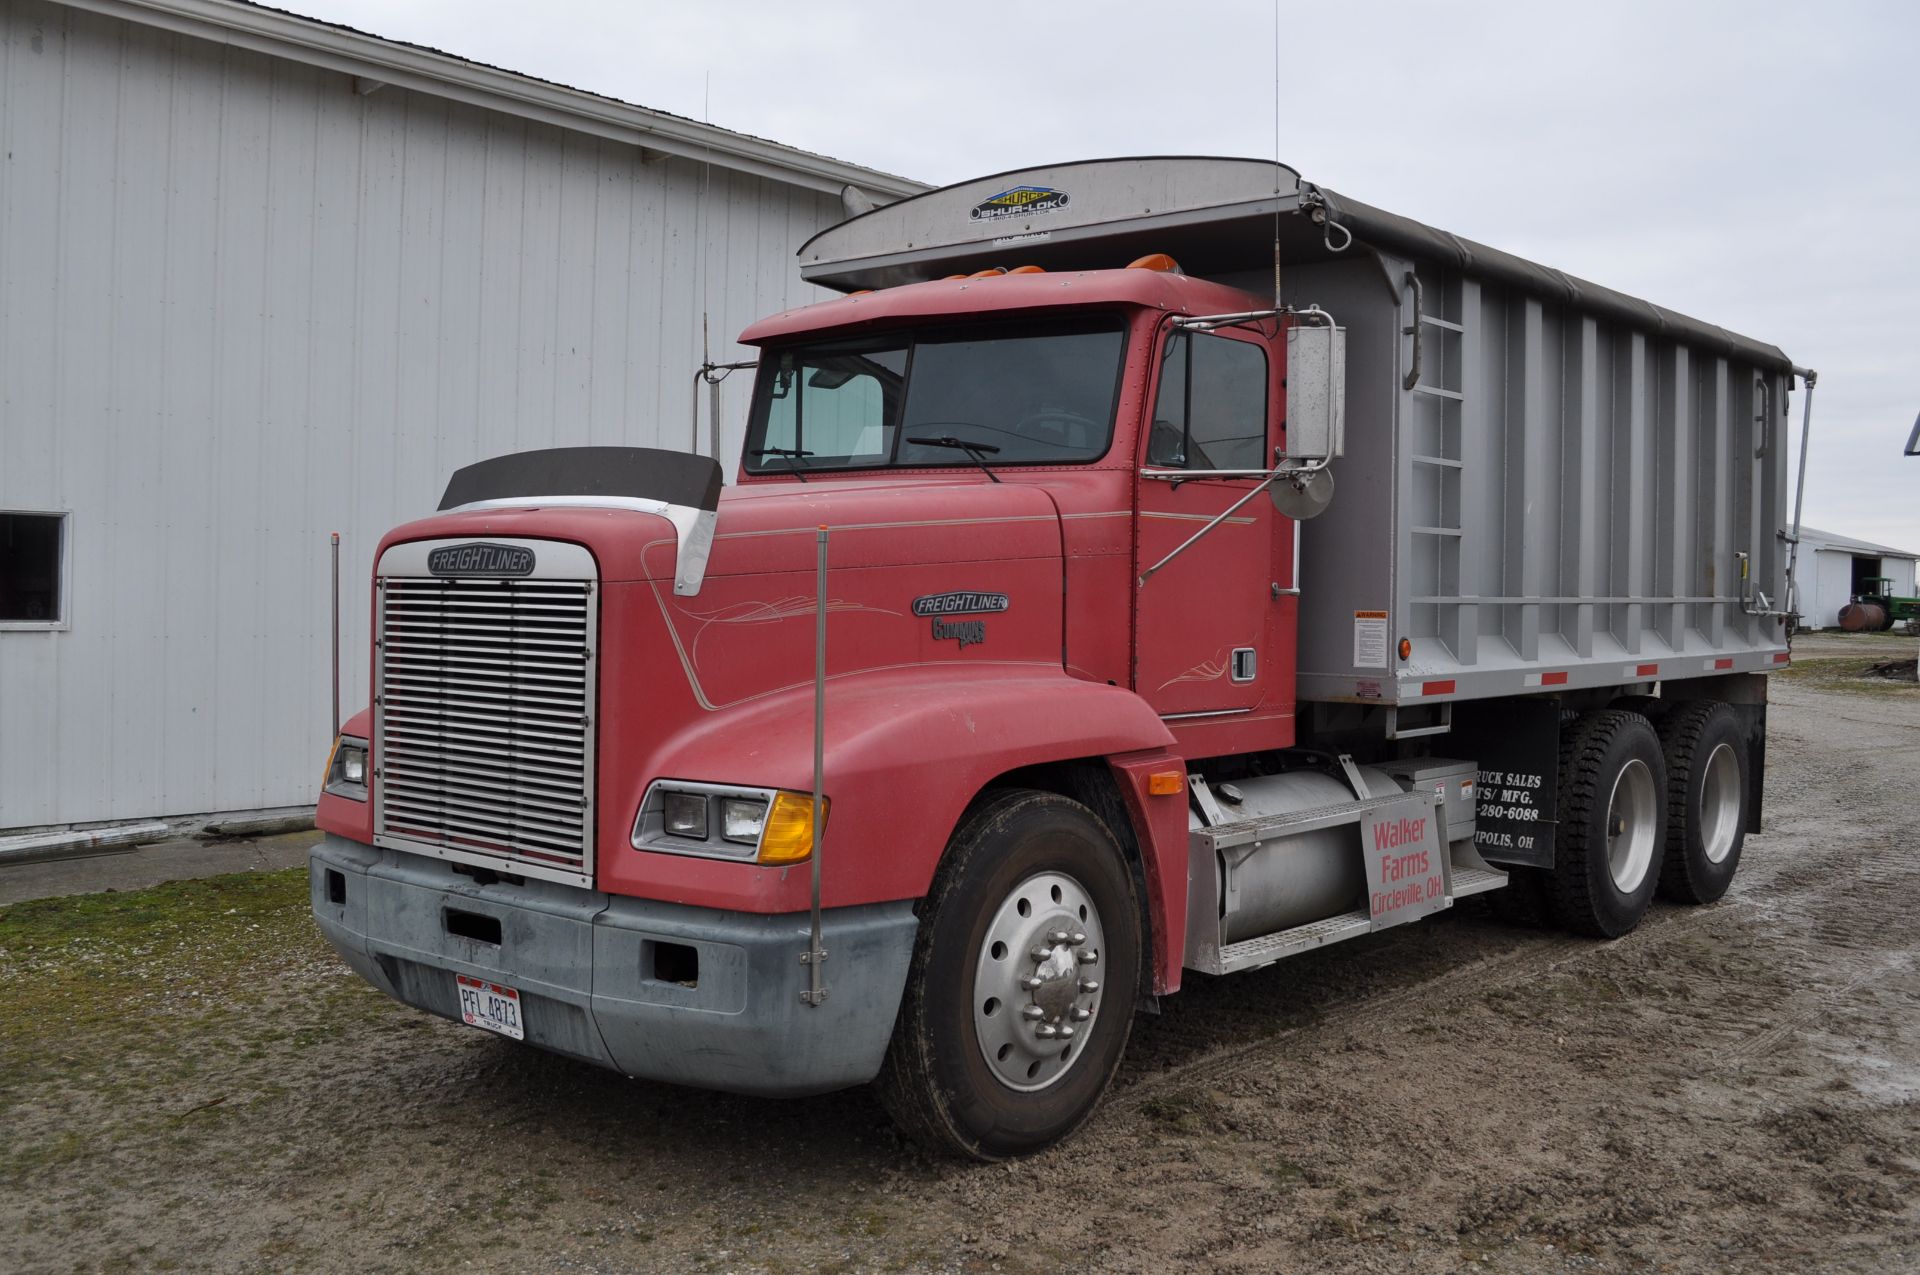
<box><xmin>289</xmin><ymin>0</ymin><xmax>1918</xmax><ymax>553</ymax></box>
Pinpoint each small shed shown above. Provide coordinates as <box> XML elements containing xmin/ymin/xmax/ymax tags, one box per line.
<box><xmin>1797</xmin><ymin>527</ymin><xmax>1920</xmax><ymax>629</ymax></box>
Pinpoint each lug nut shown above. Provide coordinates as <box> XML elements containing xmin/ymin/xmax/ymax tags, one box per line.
<box><xmin>1078</xmin><ymin>979</ymin><xmax>1100</xmax><ymax>994</ymax></box>
<box><xmin>1019</xmin><ymin>976</ymin><xmax>1044</xmax><ymax>991</ymax></box>
<box><xmin>1069</xmin><ymin>932</ymin><xmax>1086</xmax><ymax>946</ymax></box>
<box><xmin>1030</xmin><ymin>946</ymin><xmax>1054</xmax><ymax>962</ymax></box>
<box><xmin>1021</xmin><ymin>1005</ymin><xmax>1046</xmax><ymax>1021</ymax></box>
<box><xmin>1035</xmin><ymin>1023</ymin><xmax>1058</xmax><ymax>1039</ymax></box>
<box><xmin>1077</xmin><ymin>950</ymin><xmax>1098</xmax><ymax>964</ymax></box>
<box><xmin>1058</xmin><ymin>1025</ymin><xmax>1075</xmax><ymax>1039</ymax></box>
<box><xmin>1048</xmin><ymin>930</ymin><xmax>1071</xmax><ymax>944</ymax></box>
<box><xmin>1071</xmin><ymin>1007</ymin><xmax>1092</xmax><ymax>1021</ymax></box>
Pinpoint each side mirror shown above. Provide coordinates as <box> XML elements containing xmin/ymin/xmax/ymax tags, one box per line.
<box><xmin>1283</xmin><ymin>323</ymin><xmax>1345</xmax><ymax>462</ymax></box>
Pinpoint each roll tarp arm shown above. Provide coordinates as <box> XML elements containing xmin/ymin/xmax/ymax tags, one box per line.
<box><xmin>1304</xmin><ymin>183</ymin><xmax>1795</xmax><ymax>375</ymax></box>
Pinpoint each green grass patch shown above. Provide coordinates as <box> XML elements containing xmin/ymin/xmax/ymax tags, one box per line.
<box><xmin>1774</xmin><ymin>654</ymin><xmax>1919</xmax><ymax>697</ymax></box>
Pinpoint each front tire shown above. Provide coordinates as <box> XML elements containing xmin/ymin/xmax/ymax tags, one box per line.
<box><xmin>875</xmin><ymin>789</ymin><xmax>1141</xmax><ymax>1160</ymax></box>
<box><xmin>1547</xmin><ymin>710</ymin><xmax>1667</xmax><ymax>938</ymax></box>
<box><xmin>1654</xmin><ymin>701</ymin><xmax>1748</xmax><ymax>904</ymax></box>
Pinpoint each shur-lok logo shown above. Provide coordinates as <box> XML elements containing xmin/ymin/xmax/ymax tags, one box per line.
<box><xmin>968</xmin><ymin>185</ymin><xmax>1070</xmax><ymax>223</ymax></box>
<box><xmin>427</xmin><ymin>542</ymin><xmax>536</xmax><ymax>578</ymax></box>
<box><xmin>914</xmin><ymin>591</ymin><xmax>1008</xmax><ymax>650</ymax></box>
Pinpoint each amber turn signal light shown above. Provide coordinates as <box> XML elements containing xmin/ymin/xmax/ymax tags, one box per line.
<box><xmin>1148</xmin><ymin>770</ymin><xmax>1186</xmax><ymax>796</ymax></box>
<box><xmin>757</xmin><ymin>791</ymin><xmax>829</xmax><ymax>865</ymax></box>
<box><xmin>1398</xmin><ymin>637</ymin><xmax>1413</xmax><ymax>661</ymax></box>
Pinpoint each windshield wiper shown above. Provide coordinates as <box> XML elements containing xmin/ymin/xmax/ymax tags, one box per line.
<box><xmin>748</xmin><ymin>446</ymin><xmax>812</xmax><ymax>482</ymax></box>
<box><xmin>906</xmin><ymin>434</ymin><xmax>1002</xmax><ymax>483</ymax></box>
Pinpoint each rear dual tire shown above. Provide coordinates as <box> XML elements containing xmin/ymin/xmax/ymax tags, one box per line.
<box><xmin>1547</xmin><ymin>710</ymin><xmax>1667</xmax><ymax>938</ymax></box>
<box><xmin>1653</xmin><ymin>702</ymin><xmax>1748</xmax><ymax>904</ymax></box>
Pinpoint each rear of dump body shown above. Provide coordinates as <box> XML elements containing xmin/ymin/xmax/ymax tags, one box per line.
<box><xmin>799</xmin><ymin>156</ymin><xmax>1803</xmax><ymax>708</ymax></box>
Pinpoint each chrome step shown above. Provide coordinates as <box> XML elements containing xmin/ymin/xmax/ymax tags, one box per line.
<box><xmin>1451</xmin><ymin>865</ymin><xmax>1508</xmax><ymax>898</ymax></box>
<box><xmin>1213</xmin><ymin>909</ymin><xmax>1373</xmax><ymax>973</ymax></box>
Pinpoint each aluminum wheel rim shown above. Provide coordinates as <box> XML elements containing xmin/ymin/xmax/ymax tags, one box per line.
<box><xmin>1606</xmin><ymin>757</ymin><xmax>1658</xmax><ymax>894</ymax></box>
<box><xmin>972</xmin><ymin>870</ymin><xmax>1106</xmax><ymax>1093</ymax></box>
<box><xmin>1699</xmin><ymin>742</ymin><xmax>1742</xmax><ymax>864</ymax></box>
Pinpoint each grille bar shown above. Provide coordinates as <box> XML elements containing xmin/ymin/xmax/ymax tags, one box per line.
<box><xmin>374</xmin><ymin>565</ymin><xmax>597</xmax><ymax>887</ymax></box>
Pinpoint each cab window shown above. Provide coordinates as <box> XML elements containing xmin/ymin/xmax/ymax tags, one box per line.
<box><xmin>1147</xmin><ymin>331</ymin><xmax>1269</xmax><ymax>470</ymax></box>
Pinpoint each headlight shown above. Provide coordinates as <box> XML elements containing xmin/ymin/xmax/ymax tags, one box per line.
<box><xmin>720</xmin><ymin>797</ymin><xmax>768</xmax><ymax>844</ymax></box>
<box><xmin>663</xmin><ymin>791</ymin><xmax>709</xmax><ymax>839</ymax></box>
<box><xmin>324</xmin><ymin>736</ymin><xmax>370</xmax><ymax>802</ymax></box>
<box><xmin>634</xmin><ymin>782</ymin><xmax>826</xmax><ymax>864</ymax></box>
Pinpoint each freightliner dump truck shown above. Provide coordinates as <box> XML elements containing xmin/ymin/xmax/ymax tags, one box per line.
<box><xmin>313</xmin><ymin>157</ymin><xmax>1814</xmax><ymax>1159</ymax></box>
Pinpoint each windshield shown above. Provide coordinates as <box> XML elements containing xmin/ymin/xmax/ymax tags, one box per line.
<box><xmin>742</xmin><ymin>318</ymin><xmax>1126</xmax><ymax>474</ymax></box>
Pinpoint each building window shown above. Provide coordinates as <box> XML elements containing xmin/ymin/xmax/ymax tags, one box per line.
<box><xmin>0</xmin><ymin>512</ymin><xmax>68</xmax><ymax>628</ymax></box>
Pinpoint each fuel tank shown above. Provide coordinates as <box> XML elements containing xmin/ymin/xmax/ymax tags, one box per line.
<box><xmin>1198</xmin><ymin>766</ymin><xmax>1401</xmax><ymax>941</ymax></box>
<box><xmin>1840</xmin><ymin>601</ymin><xmax>1888</xmax><ymax>632</ymax></box>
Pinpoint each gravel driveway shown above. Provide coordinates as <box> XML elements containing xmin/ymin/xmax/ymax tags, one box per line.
<box><xmin>3</xmin><ymin>653</ymin><xmax>1916</xmax><ymax>1273</ymax></box>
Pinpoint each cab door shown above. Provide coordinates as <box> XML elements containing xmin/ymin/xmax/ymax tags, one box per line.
<box><xmin>1133</xmin><ymin>322</ymin><xmax>1281</xmax><ymax>724</ymax></box>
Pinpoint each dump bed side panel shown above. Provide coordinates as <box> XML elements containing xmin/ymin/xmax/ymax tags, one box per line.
<box><xmin>1290</xmin><ymin>255</ymin><xmax>1793</xmax><ymax>706</ymax></box>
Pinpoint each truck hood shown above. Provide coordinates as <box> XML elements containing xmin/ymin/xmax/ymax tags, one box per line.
<box><xmin>687</xmin><ymin>479</ymin><xmax>1063</xmax><ymax>581</ymax></box>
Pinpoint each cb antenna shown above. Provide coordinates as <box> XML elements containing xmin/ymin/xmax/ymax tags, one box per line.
<box><xmin>1271</xmin><ymin>0</ymin><xmax>1283</xmax><ymax>309</ymax></box>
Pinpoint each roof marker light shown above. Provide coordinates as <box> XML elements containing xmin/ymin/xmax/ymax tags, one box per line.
<box><xmin>1007</xmin><ymin>264</ymin><xmax>1045</xmax><ymax>275</ymax></box>
<box><xmin>968</xmin><ymin>267</ymin><xmax>1009</xmax><ymax>279</ymax></box>
<box><xmin>1126</xmin><ymin>253</ymin><xmax>1183</xmax><ymax>273</ymax></box>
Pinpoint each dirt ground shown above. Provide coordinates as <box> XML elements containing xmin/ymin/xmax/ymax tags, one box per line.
<box><xmin>3</xmin><ymin>635</ymin><xmax>1917</xmax><ymax>1274</ymax></box>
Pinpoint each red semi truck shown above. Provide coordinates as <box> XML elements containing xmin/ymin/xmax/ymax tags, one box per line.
<box><xmin>314</xmin><ymin>158</ymin><xmax>1813</xmax><ymax>1158</ymax></box>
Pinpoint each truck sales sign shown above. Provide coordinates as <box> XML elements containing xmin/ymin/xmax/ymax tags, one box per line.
<box><xmin>1361</xmin><ymin>798</ymin><xmax>1450</xmax><ymax>930</ymax></box>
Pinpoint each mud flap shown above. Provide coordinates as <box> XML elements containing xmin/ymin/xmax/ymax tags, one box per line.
<box><xmin>1449</xmin><ymin>697</ymin><xmax>1561</xmax><ymax>869</ymax></box>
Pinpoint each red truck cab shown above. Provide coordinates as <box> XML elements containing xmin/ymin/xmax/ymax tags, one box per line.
<box><xmin>313</xmin><ymin>262</ymin><xmax>1295</xmax><ymax>1154</ymax></box>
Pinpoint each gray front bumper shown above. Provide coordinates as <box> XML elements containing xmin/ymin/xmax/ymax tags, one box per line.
<box><xmin>310</xmin><ymin>835</ymin><xmax>918</xmax><ymax>1097</ymax></box>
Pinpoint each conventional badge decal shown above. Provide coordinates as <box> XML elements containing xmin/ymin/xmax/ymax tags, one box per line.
<box><xmin>427</xmin><ymin>542</ymin><xmax>536</xmax><ymax>577</ymax></box>
<box><xmin>912</xmin><ymin>591</ymin><xmax>1010</xmax><ymax>617</ymax></box>
<box><xmin>968</xmin><ymin>186</ymin><xmax>1069</xmax><ymax>223</ymax></box>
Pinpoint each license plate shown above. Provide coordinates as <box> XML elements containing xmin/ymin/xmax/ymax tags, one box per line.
<box><xmin>455</xmin><ymin>974</ymin><xmax>524</xmax><ymax>1040</ymax></box>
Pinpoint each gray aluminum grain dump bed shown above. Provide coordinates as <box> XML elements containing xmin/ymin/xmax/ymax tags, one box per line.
<box><xmin>800</xmin><ymin>156</ymin><xmax>1807</xmax><ymax>709</ymax></box>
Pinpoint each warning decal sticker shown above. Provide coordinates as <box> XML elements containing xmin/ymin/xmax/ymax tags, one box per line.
<box><xmin>1353</xmin><ymin>610</ymin><xmax>1389</xmax><ymax>669</ymax></box>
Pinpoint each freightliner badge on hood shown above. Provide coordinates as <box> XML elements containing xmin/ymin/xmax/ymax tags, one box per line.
<box><xmin>427</xmin><ymin>542</ymin><xmax>536</xmax><ymax>578</ymax></box>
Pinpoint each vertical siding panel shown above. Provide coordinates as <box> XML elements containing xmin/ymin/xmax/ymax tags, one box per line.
<box><xmin>0</xmin><ymin>2</ymin><xmax>70</xmax><ymax>826</ymax></box>
<box><xmin>208</xmin><ymin>43</ymin><xmax>274</xmax><ymax>809</ymax></box>
<box><xmin>474</xmin><ymin>114</ymin><xmax>525</xmax><ymax>467</ymax></box>
<box><xmin>552</xmin><ymin>130</ymin><xmax>596</xmax><ymax>446</ymax></box>
<box><xmin>110</xmin><ymin>17</ymin><xmax>173</xmax><ymax>817</ymax></box>
<box><xmin>260</xmin><ymin>58</ymin><xmax>324</xmax><ymax>796</ymax></box>
<box><xmin>155</xmin><ymin>27</ymin><xmax>223</xmax><ymax>816</ymax></box>
<box><xmin>434</xmin><ymin>102</ymin><xmax>487</xmax><ymax>482</ymax></box>
<box><xmin>307</xmin><ymin>62</ymin><xmax>369</xmax><ymax>720</ymax></box>
<box><xmin>586</xmin><ymin>139</ymin><xmax>631</xmax><ymax>446</ymax></box>
<box><xmin>51</xmin><ymin>5</ymin><xmax>123</xmax><ymax>820</ymax></box>
<box><xmin>393</xmin><ymin>93</ymin><xmax>447</xmax><ymax>520</ymax></box>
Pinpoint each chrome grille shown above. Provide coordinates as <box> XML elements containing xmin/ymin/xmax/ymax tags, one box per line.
<box><xmin>374</xmin><ymin>571</ymin><xmax>596</xmax><ymax>886</ymax></box>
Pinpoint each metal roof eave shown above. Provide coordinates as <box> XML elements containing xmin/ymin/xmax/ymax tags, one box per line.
<box><xmin>56</xmin><ymin>0</ymin><xmax>929</xmax><ymax>202</ymax></box>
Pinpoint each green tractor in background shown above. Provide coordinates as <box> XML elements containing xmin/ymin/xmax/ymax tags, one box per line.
<box><xmin>1840</xmin><ymin>576</ymin><xmax>1920</xmax><ymax>633</ymax></box>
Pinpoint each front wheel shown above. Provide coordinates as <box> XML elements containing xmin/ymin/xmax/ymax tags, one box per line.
<box><xmin>875</xmin><ymin>789</ymin><xmax>1141</xmax><ymax>1160</ymax></box>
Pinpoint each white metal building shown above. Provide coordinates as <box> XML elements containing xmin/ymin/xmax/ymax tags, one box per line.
<box><xmin>1796</xmin><ymin>527</ymin><xmax>1919</xmax><ymax>630</ymax></box>
<box><xmin>0</xmin><ymin>0</ymin><xmax>924</xmax><ymax>833</ymax></box>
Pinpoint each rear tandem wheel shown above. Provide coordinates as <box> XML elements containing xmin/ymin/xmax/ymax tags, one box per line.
<box><xmin>1546</xmin><ymin>709</ymin><xmax>1668</xmax><ymax>938</ymax></box>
